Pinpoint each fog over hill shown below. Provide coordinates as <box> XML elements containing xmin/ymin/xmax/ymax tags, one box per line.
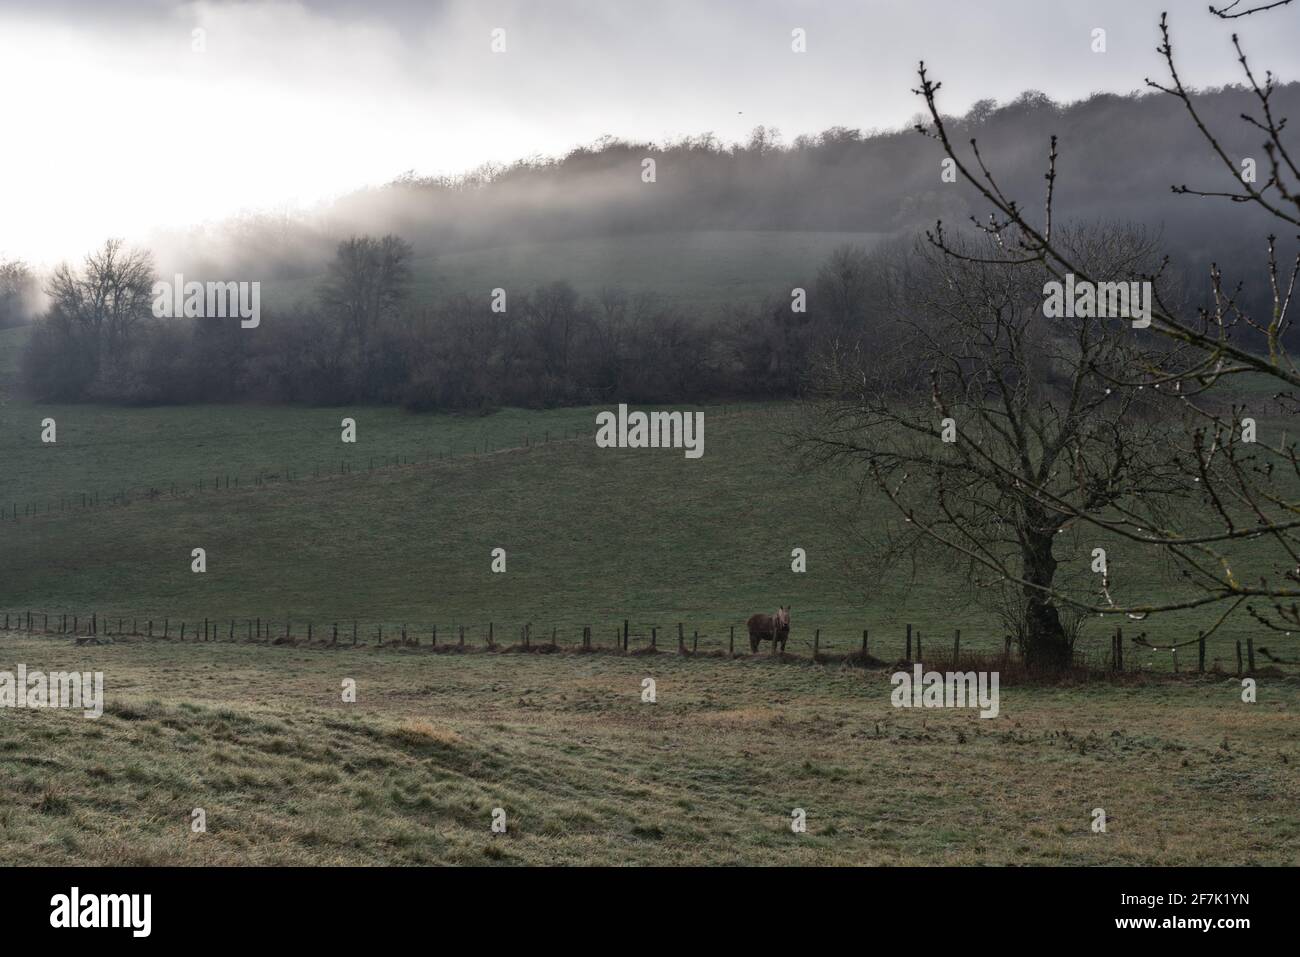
<box><xmin>157</xmin><ymin>82</ymin><xmax>1300</xmax><ymax>305</ymax></box>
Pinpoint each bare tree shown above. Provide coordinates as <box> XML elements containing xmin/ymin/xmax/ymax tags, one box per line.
<box><xmin>909</xmin><ymin>1</ymin><xmax>1300</xmax><ymax>637</ymax></box>
<box><xmin>44</xmin><ymin>239</ymin><xmax>155</xmax><ymax>357</ymax></box>
<box><xmin>319</xmin><ymin>234</ymin><xmax>414</xmax><ymax>351</ymax></box>
<box><xmin>800</xmin><ymin>227</ymin><xmax>1181</xmax><ymax>669</ymax></box>
<box><xmin>0</xmin><ymin>258</ymin><xmax>38</xmax><ymax>328</ymax></box>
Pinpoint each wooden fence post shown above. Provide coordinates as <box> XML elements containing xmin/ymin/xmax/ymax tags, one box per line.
<box><xmin>1198</xmin><ymin>633</ymin><xmax>1205</xmax><ymax>673</ymax></box>
<box><xmin>813</xmin><ymin>629</ymin><xmax>820</xmax><ymax>659</ymax></box>
<box><xmin>651</xmin><ymin>627</ymin><xmax>657</xmax><ymax>649</ymax></box>
<box><xmin>862</xmin><ymin>629</ymin><xmax>868</xmax><ymax>657</ymax></box>
<box><xmin>906</xmin><ymin>623</ymin><xmax>912</xmax><ymax>660</ymax></box>
<box><xmin>623</xmin><ymin>620</ymin><xmax>629</xmax><ymax>652</ymax></box>
<box><xmin>1236</xmin><ymin>639</ymin><xmax>1243</xmax><ymax>676</ymax></box>
<box><xmin>461</xmin><ymin>625</ymin><xmax>466</xmax><ymax>647</ymax></box>
<box><xmin>693</xmin><ymin>630</ymin><xmax>698</xmax><ymax>653</ymax></box>
<box><xmin>1247</xmin><ymin>637</ymin><xmax>1256</xmax><ymax>673</ymax></box>
<box><xmin>678</xmin><ymin>623</ymin><xmax>685</xmax><ymax>653</ymax></box>
<box><xmin>730</xmin><ymin>625</ymin><xmax>735</xmax><ymax>655</ymax></box>
<box><xmin>916</xmin><ymin>631</ymin><xmax>922</xmax><ymax>662</ymax></box>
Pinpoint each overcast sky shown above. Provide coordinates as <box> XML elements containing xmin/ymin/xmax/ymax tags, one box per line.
<box><xmin>3</xmin><ymin>0</ymin><xmax>1299</xmax><ymax>265</ymax></box>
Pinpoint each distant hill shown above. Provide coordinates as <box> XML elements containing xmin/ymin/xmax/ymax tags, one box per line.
<box><xmin>166</xmin><ymin>84</ymin><xmax>1300</xmax><ymax>328</ymax></box>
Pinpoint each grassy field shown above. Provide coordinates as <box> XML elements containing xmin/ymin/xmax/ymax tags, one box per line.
<box><xmin>1</xmin><ymin>322</ymin><xmax>1297</xmax><ymax>669</ymax></box>
<box><xmin>263</xmin><ymin>230</ymin><xmax>886</xmax><ymax>312</ymax></box>
<box><xmin>1</xmin><ymin>632</ymin><xmax>1295</xmax><ymax>865</ymax></box>
<box><xmin>3</xmin><ymin>300</ymin><xmax>1299</xmax><ymax>866</ymax></box>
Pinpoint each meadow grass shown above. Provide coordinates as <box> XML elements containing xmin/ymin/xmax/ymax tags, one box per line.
<box><xmin>1</xmin><ymin>632</ymin><xmax>1294</xmax><ymax>865</ymax></box>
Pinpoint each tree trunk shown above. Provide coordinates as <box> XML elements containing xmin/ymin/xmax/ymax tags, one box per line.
<box><xmin>1020</xmin><ymin>525</ymin><xmax>1072</xmax><ymax>671</ymax></box>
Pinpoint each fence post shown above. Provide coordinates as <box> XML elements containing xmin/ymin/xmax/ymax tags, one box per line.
<box><xmin>432</xmin><ymin>624</ymin><xmax>438</xmax><ymax>647</ymax></box>
<box><xmin>693</xmin><ymin>630</ymin><xmax>698</xmax><ymax>653</ymax></box>
<box><xmin>180</xmin><ymin>622</ymin><xmax>186</xmax><ymax>640</ymax></box>
<box><xmin>906</xmin><ymin>623</ymin><xmax>912</xmax><ymax>660</ymax></box>
<box><xmin>862</xmin><ymin>629</ymin><xmax>869</xmax><ymax>657</ymax></box>
<box><xmin>1236</xmin><ymin>639</ymin><xmax>1243</xmax><ymax>676</ymax></box>
<box><xmin>813</xmin><ymin>629</ymin><xmax>820</xmax><ymax>659</ymax></box>
<box><xmin>148</xmin><ymin>620</ymin><xmax>153</xmax><ymax>638</ymax></box>
<box><xmin>952</xmin><ymin>629</ymin><xmax>960</xmax><ymax>665</ymax></box>
<box><xmin>730</xmin><ymin>625</ymin><xmax>735</xmax><ymax>655</ymax></box>
<box><xmin>916</xmin><ymin>631</ymin><xmax>922</xmax><ymax>662</ymax></box>
<box><xmin>1198</xmin><ymin>633</ymin><xmax>1205</xmax><ymax>673</ymax></box>
<box><xmin>353</xmin><ymin>621</ymin><xmax>357</xmax><ymax>645</ymax></box>
<box><xmin>651</xmin><ymin>627</ymin><xmax>657</xmax><ymax>649</ymax></box>
<box><xmin>229</xmin><ymin>619</ymin><xmax>234</xmax><ymax>640</ymax></box>
<box><xmin>461</xmin><ymin>626</ymin><xmax>466</xmax><ymax>648</ymax></box>
<box><xmin>623</xmin><ymin>620</ymin><xmax>629</xmax><ymax>652</ymax></box>
<box><xmin>488</xmin><ymin>622</ymin><xmax>494</xmax><ymax>648</ymax></box>
<box><xmin>1247</xmin><ymin>637</ymin><xmax>1256</xmax><ymax>673</ymax></box>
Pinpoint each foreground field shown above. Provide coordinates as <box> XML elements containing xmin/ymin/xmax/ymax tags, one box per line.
<box><xmin>1</xmin><ymin>632</ymin><xmax>1295</xmax><ymax>865</ymax></box>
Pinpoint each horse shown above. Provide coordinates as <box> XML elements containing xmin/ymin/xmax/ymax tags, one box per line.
<box><xmin>746</xmin><ymin>605</ymin><xmax>790</xmax><ymax>653</ymax></box>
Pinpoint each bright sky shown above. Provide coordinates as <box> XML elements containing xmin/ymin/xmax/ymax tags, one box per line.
<box><xmin>2</xmin><ymin>0</ymin><xmax>1299</xmax><ymax>267</ymax></box>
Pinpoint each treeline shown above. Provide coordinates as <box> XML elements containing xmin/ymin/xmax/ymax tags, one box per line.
<box><xmin>22</xmin><ymin>236</ymin><xmax>900</xmax><ymax>410</ymax></box>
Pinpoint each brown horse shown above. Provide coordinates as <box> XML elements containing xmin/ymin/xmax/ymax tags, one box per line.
<box><xmin>746</xmin><ymin>605</ymin><xmax>790</xmax><ymax>653</ymax></box>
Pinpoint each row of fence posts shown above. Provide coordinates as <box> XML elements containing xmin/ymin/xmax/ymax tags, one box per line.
<box><xmin>0</xmin><ymin>611</ymin><xmax>1265</xmax><ymax>673</ymax></box>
